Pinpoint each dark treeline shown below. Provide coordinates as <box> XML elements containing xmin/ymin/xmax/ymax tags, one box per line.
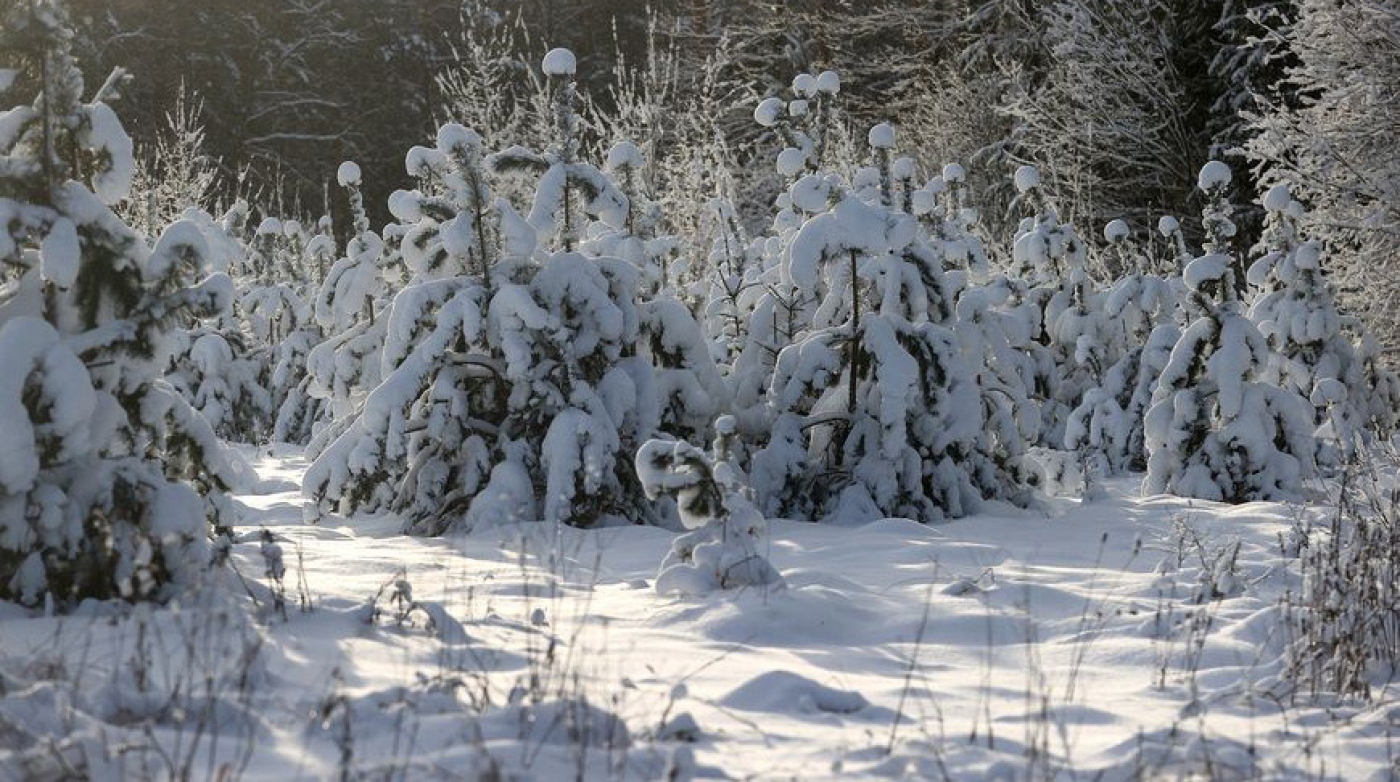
<box><xmin>66</xmin><ymin>0</ymin><xmax>1398</xmax><ymax>346</ymax></box>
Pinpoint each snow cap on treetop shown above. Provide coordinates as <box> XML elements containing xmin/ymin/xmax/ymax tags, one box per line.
<box><xmin>605</xmin><ymin>141</ymin><xmax>644</xmax><ymax>172</ymax></box>
<box><xmin>282</xmin><ymin>219</ymin><xmax>302</xmax><ymax>237</ymax></box>
<box><xmin>1013</xmin><ymin>165</ymin><xmax>1040</xmax><ymax>193</ymax></box>
<box><xmin>776</xmin><ymin>147</ymin><xmax>807</xmax><ymax>178</ymax></box>
<box><xmin>1295</xmin><ymin>241</ymin><xmax>1321</xmax><ymax>270</ymax></box>
<box><xmin>1262</xmin><ymin>183</ymin><xmax>1292</xmax><ymax>212</ymax></box>
<box><xmin>1157</xmin><ymin>215</ymin><xmax>1179</xmax><ymax>236</ymax></box>
<box><xmin>1104</xmin><ymin>219</ymin><xmax>1130</xmax><ymax>243</ymax></box>
<box><xmin>754</xmin><ymin>97</ymin><xmax>784</xmax><ymax>127</ymax></box>
<box><xmin>436</xmin><ymin>123</ymin><xmax>481</xmax><ymax>155</ymax></box>
<box><xmin>336</xmin><ymin>161</ymin><xmax>361</xmax><ymax>187</ymax></box>
<box><xmin>788</xmin><ymin>99</ymin><xmax>809</xmax><ymax>117</ymax></box>
<box><xmin>542</xmin><ymin>47</ymin><xmax>576</xmax><ymax>76</ymax></box>
<box><xmin>791</xmin><ymin>73</ymin><xmax>817</xmax><ymax>97</ymax></box>
<box><xmin>1197</xmin><ymin>160</ymin><xmax>1231</xmax><ymax>191</ymax></box>
<box><xmin>892</xmin><ymin>157</ymin><xmax>915</xmax><ymax>180</ymax></box>
<box><xmin>256</xmin><ymin>217</ymin><xmax>282</xmax><ymax>235</ymax></box>
<box><xmin>388</xmin><ymin>189</ymin><xmax>422</xmax><ymax>222</ymax></box>
<box><xmin>867</xmin><ymin>122</ymin><xmax>895</xmax><ymax>149</ymax></box>
<box><xmin>816</xmin><ymin>70</ymin><xmax>840</xmax><ymax>94</ymax></box>
<box><xmin>941</xmin><ymin>163</ymin><xmax>965</xmax><ymax>184</ymax></box>
<box><xmin>1183</xmin><ymin>253</ymin><xmax>1230</xmax><ymax>291</ymax></box>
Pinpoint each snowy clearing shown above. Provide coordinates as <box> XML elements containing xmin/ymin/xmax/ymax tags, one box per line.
<box><xmin>2</xmin><ymin>447</ymin><xmax>1394</xmax><ymax>781</ymax></box>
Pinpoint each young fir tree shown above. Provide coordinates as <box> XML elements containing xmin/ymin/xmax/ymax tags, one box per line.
<box><xmin>304</xmin><ymin>161</ymin><xmax>393</xmax><ymax>436</ymax></box>
<box><xmin>0</xmin><ymin>1</ymin><xmax>246</xmax><ymax>605</ymax></box>
<box><xmin>1005</xmin><ymin>165</ymin><xmax>1095</xmax><ymax>449</ymax></box>
<box><xmin>1246</xmin><ymin>183</ymin><xmax>1400</xmax><ymax>461</ymax></box>
<box><xmin>1065</xmin><ymin>221</ymin><xmax>1180</xmax><ymax>475</ymax></box>
<box><xmin>637</xmin><ymin>423</ymin><xmax>783</xmax><ymax>596</ymax></box>
<box><xmin>268</xmin><ymin>220</ymin><xmax>332</xmax><ymax>445</ymax></box>
<box><xmin>748</xmin><ymin>123</ymin><xmax>999</xmax><ymax>523</ymax></box>
<box><xmin>1143</xmin><ymin>162</ymin><xmax>1316</xmax><ymax>502</ymax></box>
<box><xmin>307</xmin><ymin>50</ymin><xmax>719</xmax><ymax>533</ymax></box>
<box><xmin>727</xmin><ymin>72</ymin><xmax>845</xmax><ymax>430</ymax></box>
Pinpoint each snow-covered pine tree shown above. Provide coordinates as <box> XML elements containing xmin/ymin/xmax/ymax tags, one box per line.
<box><xmin>1246</xmin><ymin>183</ymin><xmax>1400</xmax><ymax>462</ymax></box>
<box><xmin>749</xmin><ymin>123</ymin><xmax>990</xmax><ymax>523</ymax></box>
<box><xmin>1143</xmin><ymin>162</ymin><xmax>1316</xmax><ymax>502</ymax></box>
<box><xmin>305</xmin><ymin>161</ymin><xmax>393</xmax><ymax>433</ymax></box>
<box><xmin>0</xmin><ymin>1</ymin><xmax>246</xmax><ymax>605</ymax></box>
<box><xmin>308</xmin><ymin>50</ymin><xmax>715</xmax><ymax>534</ymax></box>
<box><xmin>1065</xmin><ymin>221</ymin><xmax>1180</xmax><ymax>475</ymax></box>
<box><xmin>637</xmin><ymin>427</ymin><xmax>783</xmax><ymax>596</ymax></box>
<box><xmin>1244</xmin><ymin>0</ymin><xmax>1400</xmax><ymax>351</ymax></box>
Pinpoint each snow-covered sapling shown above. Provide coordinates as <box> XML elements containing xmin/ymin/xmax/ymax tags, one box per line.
<box><xmin>637</xmin><ymin>435</ymin><xmax>782</xmax><ymax>596</ymax></box>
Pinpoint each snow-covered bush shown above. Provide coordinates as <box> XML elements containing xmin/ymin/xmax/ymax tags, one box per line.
<box><xmin>0</xmin><ymin>3</ymin><xmax>245</xmax><ymax>604</ymax></box>
<box><xmin>1143</xmin><ymin>163</ymin><xmax>1316</xmax><ymax>502</ymax></box>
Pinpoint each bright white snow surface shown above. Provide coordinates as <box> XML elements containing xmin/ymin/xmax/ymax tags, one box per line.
<box><xmin>0</xmin><ymin>446</ymin><xmax>1393</xmax><ymax>780</ymax></box>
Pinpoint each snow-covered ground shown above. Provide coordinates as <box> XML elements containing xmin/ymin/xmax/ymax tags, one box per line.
<box><xmin>1</xmin><ymin>447</ymin><xmax>1395</xmax><ymax>780</ymax></box>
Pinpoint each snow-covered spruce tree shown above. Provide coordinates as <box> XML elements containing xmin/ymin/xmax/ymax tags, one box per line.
<box><xmin>727</xmin><ymin>74</ymin><xmax>845</xmax><ymax>427</ymax></box>
<box><xmin>1004</xmin><ymin>165</ymin><xmax>1101</xmax><ymax>450</ymax></box>
<box><xmin>1065</xmin><ymin>221</ymin><xmax>1180</xmax><ymax>475</ymax></box>
<box><xmin>307</xmin><ymin>49</ymin><xmax>717</xmax><ymax>533</ymax></box>
<box><xmin>749</xmin><ymin>124</ymin><xmax>992</xmax><ymax>523</ymax></box>
<box><xmin>913</xmin><ymin>162</ymin><xmax>992</xmax><ymax>283</ymax></box>
<box><xmin>586</xmin><ymin>141</ymin><xmax>729</xmax><ymax>446</ymax></box>
<box><xmin>265</xmin><ymin>215</ymin><xmax>337</xmax><ymax>443</ymax></box>
<box><xmin>586</xmin><ymin>141</ymin><xmax>678</xmax><ymax>297</ymax></box>
<box><xmin>637</xmin><ymin>426</ymin><xmax>783</xmax><ymax>596</ymax></box>
<box><xmin>1246</xmin><ymin>184</ymin><xmax>1400</xmax><ymax>460</ymax></box>
<box><xmin>305</xmin><ymin>161</ymin><xmax>393</xmax><ymax>434</ymax></box>
<box><xmin>304</xmin><ymin>126</ymin><xmax>525</xmax><ymax>528</ymax></box>
<box><xmin>700</xmin><ymin>196</ymin><xmax>763</xmax><ymax>368</ymax></box>
<box><xmin>0</xmin><ymin>2</ymin><xmax>245</xmax><ymax>605</ymax></box>
<box><xmin>1244</xmin><ymin>0</ymin><xmax>1400</xmax><ymax>350</ymax></box>
<box><xmin>1143</xmin><ymin>162</ymin><xmax>1316</xmax><ymax>503</ymax></box>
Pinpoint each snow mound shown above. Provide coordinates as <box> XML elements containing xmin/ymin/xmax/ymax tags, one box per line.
<box><xmin>720</xmin><ymin>670</ymin><xmax>869</xmax><ymax>714</ymax></box>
